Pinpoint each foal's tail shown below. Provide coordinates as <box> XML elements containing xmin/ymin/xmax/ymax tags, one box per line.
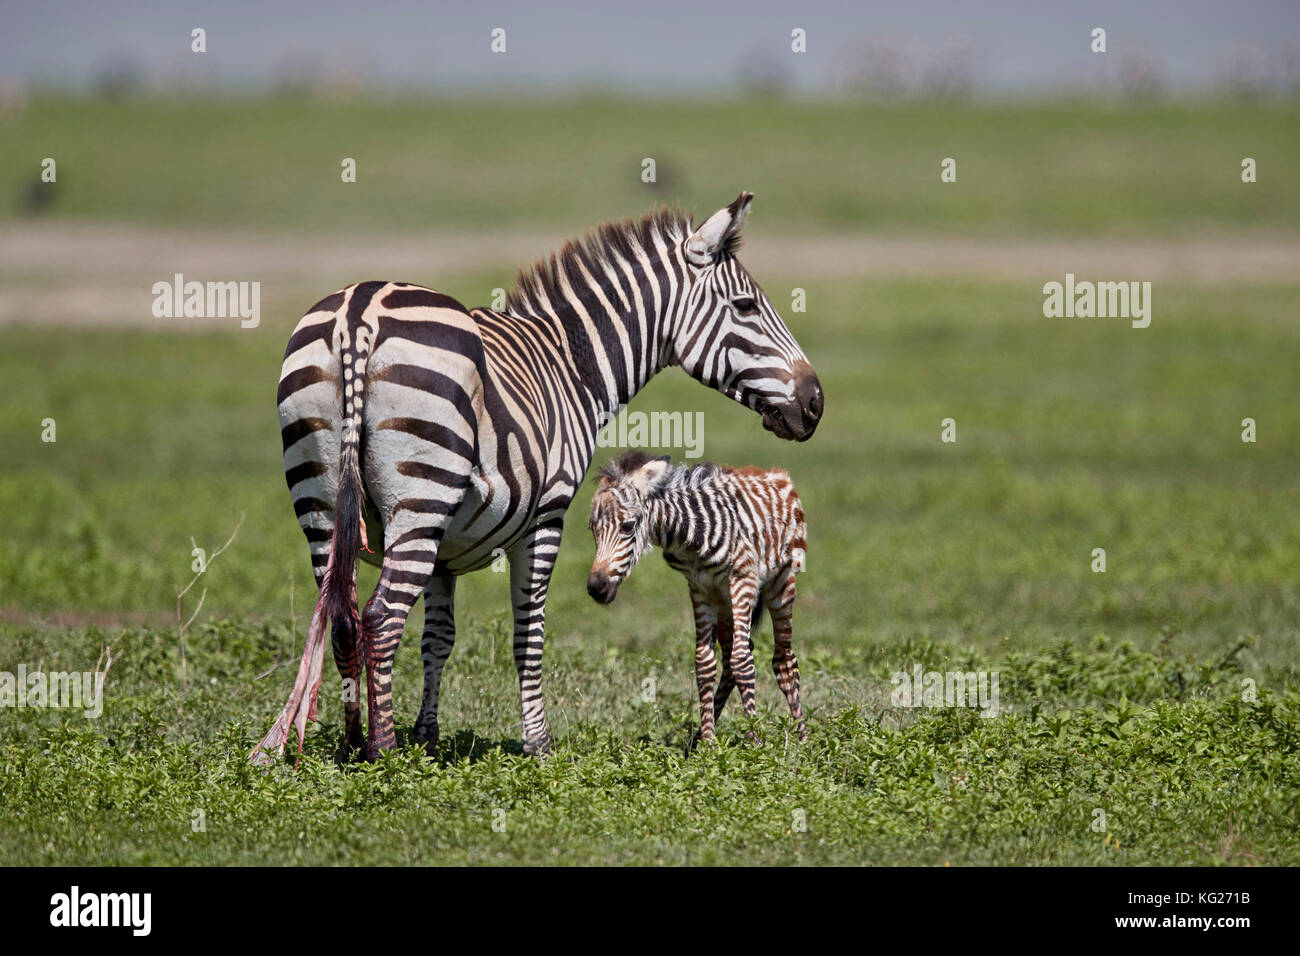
<box><xmin>789</xmin><ymin>490</ymin><xmax>808</xmax><ymax>574</ymax></box>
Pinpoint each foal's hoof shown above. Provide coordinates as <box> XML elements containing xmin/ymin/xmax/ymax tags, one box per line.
<box><xmin>687</xmin><ymin>729</ymin><xmax>716</xmax><ymax>754</ymax></box>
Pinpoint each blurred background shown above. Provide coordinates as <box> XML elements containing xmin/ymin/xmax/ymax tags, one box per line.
<box><xmin>1</xmin><ymin>0</ymin><xmax>1297</xmax><ymax>682</ymax></box>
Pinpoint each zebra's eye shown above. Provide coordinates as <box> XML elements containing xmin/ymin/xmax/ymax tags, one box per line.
<box><xmin>619</xmin><ymin>519</ymin><xmax>637</xmax><ymax>535</ymax></box>
<box><xmin>732</xmin><ymin>296</ymin><xmax>759</xmax><ymax>315</ymax></box>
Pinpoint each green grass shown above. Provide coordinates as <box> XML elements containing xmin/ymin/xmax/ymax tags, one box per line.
<box><xmin>1</xmin><ymin>274</ymin><xmax>1297</xmax><ymax>864</ymax></box>
<box><xmin>3</xmin><ymin>95</ymin><xmax>1298</xmax><ymax>235</ymax></box>
<box><xmin>2</xmin><ymin>623</ymin><xmax>1295</xmax><ymax>865</ymax></box>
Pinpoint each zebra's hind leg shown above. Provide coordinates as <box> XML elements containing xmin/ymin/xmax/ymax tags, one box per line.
<box><xmin>413</xmin><ymin>569</ymin><xmax>456</xmax><ymax>753</ymax></box>
<box><xmin>331</xmin><ymin>612</ymin><xmax>365</xmax><ymax>757</ymax></box>
<box><xmin>766</xmin><ymin>570</ymin><xmax>807</xmax><ymax>741</ymax></box>
<box><xmin>302</xmin><ymin>522</ymin><xmax>362</xmax><ymax>758</ymax></box>
<box><xmin>359</xmin><ymin>514</ymin><xmax>457</xmax><ymax>760</ymax></box>
<box><xmin>508</xmin><ymin>522</ymin><xmax>562</xmax><ymax>755</ymax></box>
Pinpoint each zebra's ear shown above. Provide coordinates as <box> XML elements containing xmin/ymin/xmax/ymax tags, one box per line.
<box><xmin>685</xmin><ymin>192</ymin><xmax>754</xmax><ymax>266</ymax></box>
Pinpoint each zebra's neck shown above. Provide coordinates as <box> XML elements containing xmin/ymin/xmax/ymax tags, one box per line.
<box><xmin>504</xmin><ymin>213</ymin><xmax>691</xmax><ymax>442</ymax></box>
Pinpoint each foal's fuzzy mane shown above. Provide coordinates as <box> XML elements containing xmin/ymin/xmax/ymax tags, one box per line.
<box><xmin>596</xmin><ymin>449</ymin><xmax>663</xmax><ymax>483</ymax></box>
<box><xmin>595</xmin><ymin>450</ymin><xmax>726</xmax><ymax>497</ymax></box>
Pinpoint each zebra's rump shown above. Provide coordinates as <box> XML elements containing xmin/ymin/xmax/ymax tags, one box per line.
<box><xmin>280</xmin><ymin>282</ymin><xmax>486</xmax><ymax>565</ymax></box>
<box><xmin>279</xmin><ymin>281</ymin><xmax>564</xmax><ymax>575</ymax></box>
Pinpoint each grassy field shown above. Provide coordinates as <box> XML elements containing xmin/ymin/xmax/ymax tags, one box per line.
<box><xmin>2</xmin><ymin>269</ymin><xmax>1297</xmax><ymax>864</ymax></box>
<box><xmin>3</xmin><ymin>96</ymin><xmax>1299</xmax><ymax>236</ymax></box>
<box><xmin>1</xmin><ymin>94</ymin><xmax>1297</xmax><ymax>865</ymax></box>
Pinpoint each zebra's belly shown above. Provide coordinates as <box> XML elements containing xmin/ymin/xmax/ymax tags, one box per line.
<box><xmin>663</xmin><ymin>548</ymin><xmax>791</xmax><ymax>604</ymax></box>
<box><xmin>355</xmin><ymin>486</ymin><xmax>519</xmax><ymax>573</ymax></box>
<box><xmin>663</xmin><ymin>551</ymin><xmax>731</xmax><ymax>600</ymax></box>
<box><xmin>434</xmin><ymin>466</ymin><xmax>537</xmax><ymax>573</ymax></box>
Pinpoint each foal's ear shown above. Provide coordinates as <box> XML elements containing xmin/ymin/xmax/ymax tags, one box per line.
<box><xmin>685</xmin><ymin>192</ymin><xmax>754</xmax><ymax>266</ymax></box>
<box><xmin>632</xmin><ymin>456</ymin><xmax>671</xmax><ymax>493</ymax></box>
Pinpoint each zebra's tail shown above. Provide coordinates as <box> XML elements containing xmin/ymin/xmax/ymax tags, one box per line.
<box><xmin>251</xmin><ymin>328</ymin><xmax>371</xmax><ymax>767</ymax></box>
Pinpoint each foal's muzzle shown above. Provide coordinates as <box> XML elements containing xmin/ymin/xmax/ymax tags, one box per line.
<box><xmin>587</xmin><ymin>570</ymin><xmax>618</xmax><ymax>604</ymax></box>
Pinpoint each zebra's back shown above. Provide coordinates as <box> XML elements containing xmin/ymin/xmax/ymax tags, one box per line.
<box><xmin>653</xmin><ymin>463</ymin><xmax>807</xmax><ymax>589</ymax></box>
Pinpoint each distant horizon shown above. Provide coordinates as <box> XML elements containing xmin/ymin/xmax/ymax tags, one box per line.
<box><xmin>4</xmin><ymin>0</ymin><xmax>1299</xmax><ymax>98</ymax></box>
<box><xmin>10</xmin><ymin>86</ymin><xmax>1300</xmax><ymax>106</ymax></box>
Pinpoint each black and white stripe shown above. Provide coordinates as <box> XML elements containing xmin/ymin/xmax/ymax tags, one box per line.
<box><xmin>252</xmin><ymin>192</ymin><xmax>823</xmax><ymax>763</ymax></box>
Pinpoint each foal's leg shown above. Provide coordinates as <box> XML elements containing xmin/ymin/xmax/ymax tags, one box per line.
<box><xmin>766</xmin><ymin>568</ymin><xmax>807</xmax><ymax>741</ymax></box>
<box><xmin>727</xmin><ymin>572</ymin><xmax>762</xmax><ymax>741</ymax></box>
<box><xmin>713</xmin><ymin>605</ymin><xmax>737</xmax><ymax>721</ymax></box>
<box><xmin>688</xmin><ymin>584</ymin><xmax>720</xmax><ymax>744</ymax></box>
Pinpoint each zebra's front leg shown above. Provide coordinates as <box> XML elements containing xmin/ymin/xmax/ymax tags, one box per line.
<box><xmin>508</xmin><ymin>523</ymin><xmax>561</xmax><ymax>755</ymax></box>
<box><xmin>728</xmin><ymin>574</ymin><xmax>761</xmax><ymax>741</ymax></box>
<box><xmin>694</xmin><ymin>624</ymin><xmax>720</xmax><ymax>745</ymax></box>
<box><xmin>413</xmin><ymin>569</ymin><xmax>456</xmax><ymax>753</ymax></box>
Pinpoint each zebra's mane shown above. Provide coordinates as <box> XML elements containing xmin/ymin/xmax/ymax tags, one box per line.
<box><xmin>505</xmin><ymin>208</ymin><xmax>691</xmax><ymax>317</ymax></box>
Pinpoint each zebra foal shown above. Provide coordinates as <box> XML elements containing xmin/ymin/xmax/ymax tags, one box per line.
<box><xmin>587</xmin><ymin>451</ymin><xmax>809</xmax><ymax>744</ymax></box>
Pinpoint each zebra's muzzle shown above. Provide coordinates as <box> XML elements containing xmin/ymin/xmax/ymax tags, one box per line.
<box><xmin>761</xmin><ymin>363</ymin><xmax>823</xmax><ymax>442</ymax></box>
<box><xmin>756</xmin><ymin>362</ymin><xmax>822</xmax><ymax>442</ymax></box>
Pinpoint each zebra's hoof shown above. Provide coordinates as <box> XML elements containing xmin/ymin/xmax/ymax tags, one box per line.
<box><xmin>412</xmin><ymin>724</ymin><xmax>439</xmax><ymax>756</ymax></box>
<box><xmin>339</xmin><ymin>737</ymin><xmax>365</xmax><ymax>761</ymax></box>
<box><xmin>411</xmin><ymin>720</ymin><xmax>438</xmax><ymax>745</ymax></box>
<box><xmin>522</xmin><ymin>734</ymin><xmax>551</xmax><ymax>757</ymax></box>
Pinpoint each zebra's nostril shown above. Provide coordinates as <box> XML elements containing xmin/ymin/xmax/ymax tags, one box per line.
<box><xmin>790</xmin><ymin>362</ymin><xmax>823</xmax><ymax>428</ymax></box>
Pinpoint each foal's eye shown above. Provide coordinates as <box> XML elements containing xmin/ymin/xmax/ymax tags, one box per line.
<box><xmin>732</xmin><ymin>297</ymin><xmax>759</xmax><ymax>315</ymax></box>
<box><xmin>619</xmin><ymin>520</ymin><xmax>637</xmax><ymax>535</ymax></box>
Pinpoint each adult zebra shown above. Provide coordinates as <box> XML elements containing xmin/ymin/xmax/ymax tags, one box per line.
<box><xmin>251</xmin><ymin>192</ymin><xmax>823</xmax><ymax>764</ymax></box>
